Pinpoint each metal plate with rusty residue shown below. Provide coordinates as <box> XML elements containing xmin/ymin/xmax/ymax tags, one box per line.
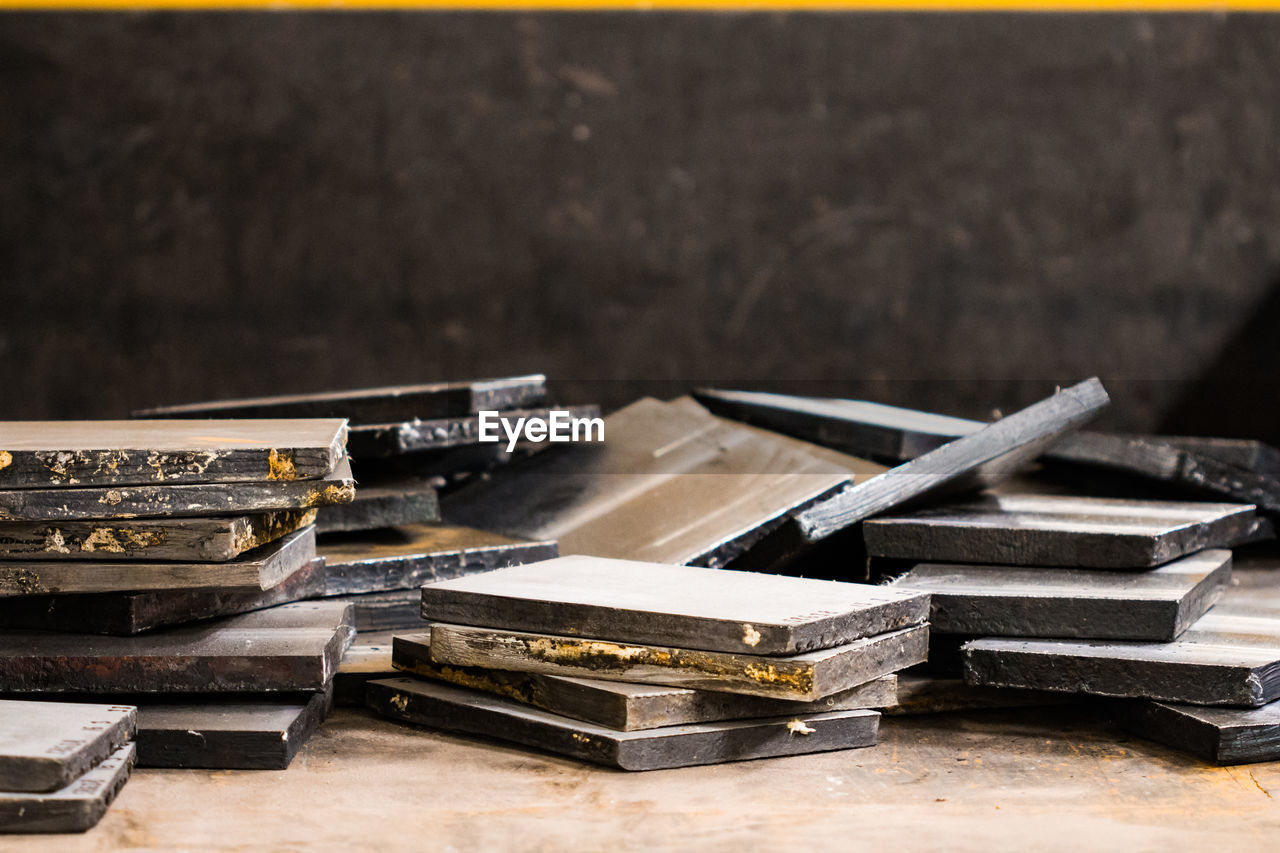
<box><xmin>134</xmin><ymin>376</ymin><xmax>547</xmax><ymax>423</ymax></box>
<box><xmin>427</xmin><ymin>621</ymin><xmax>928</xmax><ymax>702</ymax></box>
<box><xmin>315</xmin><ymin>476</ymin><xmax>439</xmax><ymax>534</ymax></box>
<box><xmin>366</xmin><ymin>677</ymin><xmax>879</xmax><ymax>771</ymax></box>
<box><xmin>0</xmin><ymin>527</ymin><xmax>316</xmax><ymax>598</ymax></box>
<box><xmin>0</xmin><ymin>457</ymin><xmax>355</xmax><ymax>522</ymax></box>
<box><xmin>392</xmin><ymin>631</ymin><xmax>896</xmax><ymax>731</ymax></box>
<box><xmin>0</xmin><ymin>600</ymin><xmax>353</xmax><ymax>694</ymax></box>
<box><xmin>0</xmin><ymin>509</ymin><xmax>316</xmax><ymax>562</ymax></box>
<box><xmin>0</xmin><ymin>556</ymin><xmax>326</xmax><ymax>635</ymax></box>
<box><xmin>0</xmin><ymin>420</ymin><xmax>347</xmax><ymax>488</ymax></box>
<box><xmin>419</xmin><ymin>554</ymin><xmax>928</xmax><ymax>655</ymax></box>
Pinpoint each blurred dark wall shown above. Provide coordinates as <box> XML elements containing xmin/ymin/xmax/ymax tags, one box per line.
<box><xmin>1</xmin><ymin>12</ymin><xmax>1277</xmax><ymax>438</ymax></box>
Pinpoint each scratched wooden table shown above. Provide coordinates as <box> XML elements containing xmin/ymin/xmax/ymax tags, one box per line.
<box><xmin>8</xmin><ymin>705</ymin><xmax>1278</xmax><ymax>851</ymax></box>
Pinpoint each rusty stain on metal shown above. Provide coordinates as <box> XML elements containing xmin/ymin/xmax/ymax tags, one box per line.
<box><xmin>267</xmin><ymin>449</ymin><xmax>298</xmax><ymax>481</ymax></box>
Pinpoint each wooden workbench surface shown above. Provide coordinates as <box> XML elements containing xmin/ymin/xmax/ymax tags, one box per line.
<box><xmin>8</xmin><ymin>705</ymin><xmax>1279</xmax><ymax>851</ymax></box>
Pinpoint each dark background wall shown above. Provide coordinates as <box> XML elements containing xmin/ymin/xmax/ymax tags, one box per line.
<box><xmin>1</xmin><ymin>12</ymin><xmax>1277</xmax><ymax>439</ymax></box>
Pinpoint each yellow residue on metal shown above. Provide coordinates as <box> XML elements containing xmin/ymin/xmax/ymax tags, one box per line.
<box><xmin>742</xmin><ymin>624</ymin><xmax>762</xmax><ymax>647</ymax></box>
<box><xmin>81</xmin><ymin>527</ymin><xmax>166</xmax><ymax>554</ymax></box>
<box><xmin>99</xmin><ymin>490</ymin><xmax>124</xmax><ymax>506</ymax></box>
<box><xmin>397</xmin><ymin>661</ymin><xmax>539</xmax><ymax>706</ymax></box>
<box><xmin>390</xmin><ymin>694</ymin><xmax>409</xmax><ymax>713</ymax></box>
<box><xmin>0</xmin><ymin>451</ymin><xmax>11</xmax><ymax>470</ymax></box>
<box><xmin>0</xmin><ymin>568</ymin><xmax>47</xmax><ymax>595</ymax></box>
<box><xmin>43</xmin><ymin>528</ymin><xmax>71</xmax><ymax>555</ymax></box>
<box><xmin>524</xmin><ymin>637</ymin><xmax>674</xmax><ymax>669</ymax></box>
<box><xmin>305</xmin><ymin>484</ymin><xmax>356</xmax><ymax>507</ymax></box>
<box><xmin>742</xmin><ymin>662</ymin><xmax>814</xmax><ymax>693</ymax></box>
<box><xmin>786</xmin><ymin>719</ymin><xmax>816</xmax><ymax>736</ymax></box>
<box><xmin>266</xmin><ymin>449</ymin><xmax>298</xmax><ymax>481</ymax></box>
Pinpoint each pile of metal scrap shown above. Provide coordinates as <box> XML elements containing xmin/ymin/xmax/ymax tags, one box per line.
<box><xmin>0</xmin><ymin>420</ymin><xmax>356</xmax><ymax>824</ymax></box>
<box><xmin>367</xmin><ymin>556</ymin><xmax>928</xmax><ymax>770</ymax></box>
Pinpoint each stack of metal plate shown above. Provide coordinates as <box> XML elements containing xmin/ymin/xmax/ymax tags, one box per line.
<box><xmin>0</xmin><ymin>419</ymin><xmax>358</xmax><ymax>771</ymax></box>
<box><xmin>366</xmin><ymin>555</ymin><xmax>929</xmax><ymax>770</ymax></box>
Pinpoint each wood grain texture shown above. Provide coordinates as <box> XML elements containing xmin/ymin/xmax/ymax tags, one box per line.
<box><xmin>0</xmin><ymin>509</ymin><xmax>316</xmax><ymax>562</ymax></box>
<box><xmin>864</xmin><ymin>494</ymin><xmax>1257</xmax><ymax>568</ymax></box>
<box><xmin>0</xmin><ymin>743</ymin><xmax>134</xmax><ymax>835</ymax></box>
<box><xmin>134</xmin><ymin>690</ymin><xmax>331</xmax><ymax>769</ymax></box>
<box><xmin>0</xmin><ymin>701</ymin><xmax>135</xmax><ymax>793</ymax></box>
<box><xmin>963</xmin><ymin>605</ymin><xmax>1280</xmax><ymax>706</ymax></box>
<box><xmin>0</xmin><ymin>526</ymin><xmax>316</xmax><ymax>598</ymax></box>
<box><xmin>0</xmin><ymin>420</ymin><xmax>346</xmax><ymax>488</ymax></box>
<box><xmin>134</xmin><ymin>376</ymin><xmax>547</xmax><ymax>422</ymax></box>
<box><xmin>393</xmin><ymin>632</ymin><xmax>896</xmax><ymax>731</ymax></box>
<box><xmin>888</xmin><ymin>550</ymin><xmax>1232</xmax><ymax>641</ymax></box>
<box><xmin>347</xmin><ymin>405</ymin><xmax>601</xmax><ymax>457</ymax></box>
<box><xmin>0</xmin><ymin>555</ymin><xmax>326</xmax><ymax>635</ymax></box>
<box><xmin>1110</xmin><ymin>698</ymin><xmax>1280</xmax><ymax>765</ymax></box>
<box><xmin>0</xmin><ymin>601</ymin><xmax>354</xmax><ymax>694</ymax></box>
<box><xmin>319</xmin><ymin>524</ymin><xmax>558</xmax><ymax>596</ymax></box>
<box><xmin>420</xmin><ymin>554</ymin><xmax>928</xmax><ymax>654</ymax></box>
<box><xmin>0</xmin><ymin>455</ymin><xmax>356</xmax><ymax>522</ymax></box>
<box><xmin>693</xmin><ymin>389</ymin><xmax>984</xmax><ymax>464</ymax></box>
<box><xmin>443</xmin><ymin>397</ymin><xmax>884</xmax><ymax>568</ymax></box>
<box><xmin>366</xmin><ymin>677</ymin><xmax>879</xmax><ymax>771</ymax></box>
<box><xmin>315</xmin><ymin>477</ymin><xmax>439</xmax><ymax>534</ymax></box>
<box><xmin>427</xmin><ymin>622</ymin><xmax>928</xmax><ymax>702</ymax></box>
<box><xmin>794</xmin><ymin>379</ymin><xmax>1110</xmax><ymax>543</ymax></box>
<box><xmin>1046</xmin><ymin>431</ymin><xmax>1280</xmax><ymax>514</ymax></box>
<box><xmin>333</xmin><ymin>632</ymin><xmax>397</xmax><ymax>707</ymax></box>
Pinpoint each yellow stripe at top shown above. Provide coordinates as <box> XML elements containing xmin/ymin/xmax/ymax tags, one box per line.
<box><xmin>0</xmin><ymin>0</ymin><xmax>1277</xmax><ymax>9</ymax></box>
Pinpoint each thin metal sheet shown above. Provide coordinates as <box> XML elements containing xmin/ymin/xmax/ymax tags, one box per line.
<box><xmin>963</xmin><ymin>599</ymin><xmax>1280</xmax><ymax>706</ymax></box>
<box><xmin>0</xmin><ymin>419</ymin><xmax>346</xmax><ymax>488</ymax></box>
<box><xmin>0</xmin><ymin>601</ymin><xmax>354</xmax><ymax>694</ymax></box>
<box><xmin>1111</xmin><ymin>698</ymin><xmax>1280</xmax><ymax>766</ymax></box>
<box><xmin>793</xmin><ymin>378</ymin><xmax>1110</xmax><ymax>543</ymax></box>
<box><xmin>693</xmin><ymin>388</ymin><xmax>985</xmax><ymax>463</ymax></box>
<box><xmin>864</xmin><ymin>494</ymin><xmax>1256</xmax><ymax>568</ymax></box>
<box><xmin>333</xmin><ymin>632</ymin><xmax>397</xmax><ymax>707</ymax></box>
<box><xmin>885</xmin><ymin>674</ymin><xmax>1066</xmax><ymax>716</ymax></box>
<box><xmin>428</xmin><ymin>622</ymin><xmax>929</xmax><ymax>702</ymax></box>
<box><xmin>420</xmin><ymin>554</ymin><xmax>929</xmax><ymax>654</ymax></box>
<box><xmin>327</xmin><ymin>589</ymin><xmax>425</xmax><ymax>632</ymax></box>
<box><xmin>1047</xmin><ymin>431</ymin><xmax>1280</xmax><ymax>514</ymax></box>
<box><xmin>0</xmin><ymin>556</ymin><xmax>326</xmax><ymax>635</ymax></box>
<box><xmin>443</xmin><ymin>397</ymin><xmax>884</xmax><ymax>568</ymax></box>
<box><xmin>392</xmin><ymin>632</ymin><xmax>896</xmax><ymax>731</ymax></box>
<box><xmin>315</xmin><ymin>476</ymin><xmax>439</xmax><ymax>534</ymax></box>
<box><xmin>318</xmin><ymin>524</ymin><xmax>558</xmax><ymax>596</ymax></box>
<box><xmin>366</xmin><ymin>677</ymin><xmax>879</xmax><ymax>771</ymax></box>
<box><xmin>0</xmin><ymin>526</ymin><xmax>317</xmax><ymax>598</ymax></box>
<box><xmin>134</xmin><ymin>375</ymin><xmax>547</xmax><ymax>422</ymax></box>
<box><xmin>346</xmin><ymin>405</ymin><xmax>601</xmax><ymax>457</ymax></box>
<box><xmin>0</xmin><ymin>509</ymin><xmax>316</xmax><ymax>562</ymax></box>
<box><xmin>888</xmin><ymin>550</ymin><xmax>1232</xmax><ymax>641</ymax></box>
<box><xmin>0</xmin><ymin>456</ymin><xmax>356</xmax><ymax>522</ymax></box>
<box><xmin>0</xmin><ymin>700</ymin><xmax>135</xmax><ymax>792</ymax></box>
<box><xmin>0</xmin><ymin>743</ymin><xmax>134</xmax><ymax>835</ymax></box>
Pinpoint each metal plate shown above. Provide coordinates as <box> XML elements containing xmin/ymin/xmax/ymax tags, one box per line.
<box><xmin>333</xmin><ymin>632</ymin><xmax>397</xmax><ymax>707</ymax></box>
<box><xmin>0</xmin><ymin>456</ymin><xmax>356</xmax><ymax>522</ymax></box>
<box><xmin>888</xmin><ymin>550</ymin><xmax>1232</xmax><ymax>641</ymax></box>
<box><xmin>318</xmin><ymin>524</ymin><xmax>558</xmax><ymax>596</ymax></box>
<box><xmin>0</xmin><ymin>556</ymin><xmax>326</xmax><ymax>635</ymax></box>
<box><xmin>327</xmin><ymin>589</ymin><xmax>425</xmax><ymax>633</ymax></box>
<box><xmin>134</xmin><ymin>375</ymin><xmax>547</xmax><ymax>422</ymax></box>
<box><xmin>420</xmin><ymin>554</ymin><xmax>928</xmax><ymax>654</ymax></box>
<box><xmin>1046</xmin><ymin>431</ymin><xmax>1280</xmax><ymax>514</ymax></box>
<box><xmin>792</xmin><ymin>379</ymin><xmax>1109</xmax><ymax>543</ymax></box>
<box><xmin>392</xmin><ymin>632</ymin><xmax>896</xmax><ymax>731</ymax></box>
<box><xmin>443</xmin><ymin>397</ymin><xmax>884</xmax><ymax>568</ymax></box>
<box><xmin>885</xmin><ymin>674</ymin><xmax>1066</xmax><ymax>716</ymax></box>
<box><xmin>0</xmin><ymin>526</ymin><xmax>316</xmax><ymax>598</ymax></box>
<box><xmin>0</xmin><ymin>419</ymin><xmax>346</xmax><ymax>488</ymax></box>
<box><xmin>314</xmin><ymin>476</ymin><xmax>439</xmax><ymax>534</ymax></box>
<box><xmin>347</xmin><ymin>405</ymin><xmax>601</xmax><ymax>457</ymax></box>
<box><xmin>0</xmin><ymin>601</ymin><xmax>354</xmax><ymax>694</ymax></box>
<box><xmin>0</xmin><ymin>509</ymin><xmax>316</xmax><ymax>562</ymax></box>
<box><xmin>864</xmin><ymin>494</ymin><xmax>1257</xmax><ymax>568</ymax></box>
<box><xmin>366</xmin><ymin>677</ymin><xmax>879</xmax><ymax>771</ymax></box>
<box><xmin>0</xmin><ymin>743</ymin><xmax>134</xmax><ymax>835</ymax></box>
<box><xmin>694</xmin><ymin>388</ymin><xmax>984</xmax><ymax>463</ymax></box>
<box><xmin>0</xmin><ymin>700</ymin><xmax>135</xmax><ymax>792</ymax></box>
<box><xmin>427</xmin><ymin>622</ymin><xmax>928</xmax><ymax>702</ymax></box>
